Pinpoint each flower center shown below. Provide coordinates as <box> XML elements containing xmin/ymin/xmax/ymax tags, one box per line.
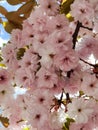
<box><xmin>0</xmin><ymin>75</ymin><xmax>5</xmax><ymax>81</ymax></box>
<box><xmin>78</xmin><ymin>108</ymin><xmax>82</xmax><ymax>112</ymax></box>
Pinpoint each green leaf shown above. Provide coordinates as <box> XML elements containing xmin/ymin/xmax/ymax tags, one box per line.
<box><xmin>63</xmin><ymin>118</ymin><xmax>75</xmax><ymax>130</ymax></box>
<box><xmin>22</xmin><ymin>127</ymin><xmax>30</xmax><ymax>130</ymax></box>
<box><xmin>17</xmin><ymin>48</ymin><xmax>26</xmax><ymax>60</ymax></box>
<box><xmin>66</xmin><ymin>13</ymin><xmax>74</xmax><ymax>22</ymax></box>
<box><xmin>0</xmin><ymin>63</ymin><xmax>6</xmax><ymax>68</ymax></box>
<box><xmin>79</xmin><ymin>91</ymin><xmax>84</xmax><ymax>97</ymax></box>
<box><xmin>62</xmin><ymin>125</ymin><xmax>69</xmax><ymax>130</ymax></box>
<box><xmin>60</xmin><ymin>0</ymin><xmax>75</xmax><ymax>14</ymax></box>
<box><xmin>0</xmin><ymin>6</ymin><xmax>7</xmax><ymax>16</ymax></box>
<box><xmin>0</xmin><ymin>56</ymin><xmax>3</xmax><ymax>62</ymax></box>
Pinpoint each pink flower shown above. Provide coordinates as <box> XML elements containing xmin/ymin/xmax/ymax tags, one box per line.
<box><xmin>0</xmin><ymin>69</ymin><xmax>12</xmax><ymax>89</ymax></box>
<box><xmin>64</xmin><ymin>66</ymin><xmax>83</xmax><ymax>94</ymax></box>
<box><xmin>49</xmin><ymin>76</ymin><xmax>66</xmax><ymax>95</ymax></box>
<box><xmin>18</xmin><ymin>47</ymin><xmax>39</xmax><ymax>72</ymax></box>
<box><xmin>64</xmin><ymin>76</ymin><xmax>81</xmax><ymax>94</ymax></box>
<box><xmin>47</xmin><ymin>30</ymin><xmax>72</xmax><ymax>51</ymax></box>
<box><xmin>21</xmin><ymin>23</ymin><xmax>35</xmax><ymax>46</ymax></box>
<box><xmin>30</xmin><ymin>88</ymin><xmax>53</xmax><ymax>109</ymax></box>
<box><xmin>28</xmin><ymin>104</ymin><xmax>49</xmax><ymax>129</ymax></box>
<box><xmin>46</xmin><ymin>14</ymin><xmax>69</xmax><ymax>33</ymax></box>
<box><xmin>67</xmin><ymin>97</ymin><xmax>94</xmax><ymax>123</ymax></box>
<box><xmin>28</xmin><ymin>6</ymin><xmax>47</xmax><ymax>25</ymax></box>
<box><xmin>70</xmin><ymin>0</ymin><xmax>94</xmax><ymax>26</ymax></box>
<box><xmin>8</xmin><ymin>121</ymin><xmax>26</xmax><ymax>130</ymax></box>
<box><xmin>0</xmin><ymin>85</ymin><xmax>14</xmax><ymax>108</ymax></box>
<box><xmin>69</xmin><ymin>122</ymin><xmax>93</xmax><ymax>130</ymax></box>
<box><xmin>89</xmin><ymin>103</ymin><xmax>98</xmax><ymax>128</ymax></box>
<box><xmin>37</xmin><ymin>0</ymin><xmax>59</xmax><ymax>16</ymax></box>
<box><xmin>80</xmin><ymin>72</ymin><xmax>98</xmax><ymax>98</ymax></box>
<box><xmin>38</xmin><ymin>43</ymin><xmax>56</xmax><ymax>68</ymax></box>
<box><xmin>36</xmin><ymin>67</ymin><xmax>58</xmax><ymax>89</ymax></box>
<box><xmin>1</xmin><ymin>43</ymin><xmax>19</xmax><ymax>72</ymax></box>
<box><xmin>76</xmin><ymin>36</ymin><xmax>98</xmax><ymax>59</ymax></box>
<box><xmin>15</xmin><ymin>68</ymin><xmax>35</xmax><ymax>89</ymax></box>
<box><xmin>10</xmin><ymin>29</ymin><xmax>22</xmax><ymax>47</ymax></box>
<box><xmin>49</xmin><ymin>109</ymin><xmax>66</xmax><ymax>130</ymax></box>
<box><xmin>54</xmin><ymin>49</ymin><xmax>79</xmax><ymax>72</ymax></box>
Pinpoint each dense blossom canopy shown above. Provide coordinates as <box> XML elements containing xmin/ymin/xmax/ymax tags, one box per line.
<box><xmin>1</xmin><ymin>0</ymin><xmax>98</xmax><ymax>130</ymax></box>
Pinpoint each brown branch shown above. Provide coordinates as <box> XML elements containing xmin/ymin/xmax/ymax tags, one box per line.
<box><xmin>72</xmin><ymin>21</ymin><xmax>82</xmax><ymax>49</ymax></box>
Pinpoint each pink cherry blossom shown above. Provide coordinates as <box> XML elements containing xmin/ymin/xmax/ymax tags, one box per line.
<box><xmin>67</xmin><ymin>97</ymin><xmax>94</xmax><ymax>123</ymax></box>
<box><xmin>21</xmin><ymin>24</ymin><xmax>35</xmax><ymax>46</ymax></box>
<box><xmin>1</xmin><ymin>0</ymin><xmax>98</xmax><ymax>129</ymax></box>
<box><xmin>30</xmin><ymin>88</ymin><xmax>53</xmax><ymax>109</ymax></box>
<box><xmin>0</xmin><ymin>69</ymin><xmax>12</xmax><ymax>90</ymax></box>
<box><xmin>0</xmin><ymin>85</ymin><xmax>14</xmax><ymax>108</ymax></box>
<box><xmin>18</xmin><ymin>47</ymin><xmax>39</xmax><ymax>72</ymax></box>
<box><xmin>69</xmin><ymin>122</ymin><xmax>94</xmax><ymax>130</ymax></box>
<box><xmin>80</xmin><ymin>72</ymin><xmax>98</xmax><ymax>99</ymax></box>
<box><xmin>28</xmin><ymin>104</ymin><xmax>50</xmax><ymax>130</ymax></box>
<box><xmin>76</xmin><ymin>35</ymin><xmax>98</xmax><ymax>59</ymax></box>
<box><xmin>10</xmin><ymin>29</ymin><xmax>22</xmax><ymax>46</ymax></box>
<box><xmin>36</xmin><ymin>67</ymin><xmax>58</xmax><ymax>89</ymax></box>
<box><xmin>38</xmin><ymin>43</ymin><xmax>56</xmax><ymax>68</ymax></box>
<box><xmin>70</xmin><ymin>0</ymin><xmax>94</xmax><ymax>27</ymax></box>
<box><xmin>15</xmin><ymin>68</ymin><xmax>36</xmax><ymax>89</ymax></box>
<box><xmin>37</xmin><ymin>0</ymin><xmax>59</xmax><ymax>16</ymax></box>
<box><xmin>54</xmin><ymin>49</ymin><xmax>79</xmax><ymax>72</ymax></box>
<box><xmin>49</xmin><ymin>108</ymin><xmax>66</xmax><ymax>130</ymax></box>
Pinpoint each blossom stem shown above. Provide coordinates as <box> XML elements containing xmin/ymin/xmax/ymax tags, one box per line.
<box><xmin>80</xmin><ymin>24</ymin><xmax>93</xmax><ymax>31</ymax></box>
<box><xmin>72</xmin><ymin>21</ymin><xmax>82</xmax><ymax>49</ymax></box>
<box><xmin>72</xmin><ymin>21</ymin><xmax>93</xmax><ymax>49</ymax></box>
<box><xmin>80</xmin><ymin>58</ymin><xmax>94</xmax><ymax>67</ymax></box>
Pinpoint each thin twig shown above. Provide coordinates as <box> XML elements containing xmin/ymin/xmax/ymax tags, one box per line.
<box><xmin>72</xmin><ymin>21</ymin><xmax>82</xmax><ymax>49</ymax></box>
<box><xmin>80</xmin><ymin>58</ymin><xmax>94</xmax><ymax>67</ymax></box>
<box><xmin>80</xmin><ymin>24</ymin><xmax>93</xmax><ymax>31</ymax></box>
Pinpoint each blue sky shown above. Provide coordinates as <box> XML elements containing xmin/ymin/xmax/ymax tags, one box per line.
<box><xmin>0</xmin><ymin>1</ymin><xmax>22</xmax><ymax>45</ymax></box>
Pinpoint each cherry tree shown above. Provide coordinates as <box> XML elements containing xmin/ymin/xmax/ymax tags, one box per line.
<box><xmin>0</xmin><ymin>0</ymin><xmax>98</xmax><ymax>130</ymax></box>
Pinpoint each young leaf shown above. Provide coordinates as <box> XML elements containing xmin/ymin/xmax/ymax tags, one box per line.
<box><xmin>66</xmin><ymin>13</ymin><xmax>74</xmax><ymax>21</ymax></box>
<box><xmin>7</xmin><ymin>0</ymin><xmax>29</xmax><ymax>5</ymax></box>
<box><xmin>0</xmin><ymin>18</ymin><xmax>2</xmax><ymax>23</ymax></box>
<box><xmin>3</xmin><ymin>21</ymin><xmax>14</xmax><ymax>33</ymax></box>
<box><xmin>17</xmin><ymin>48</ymin><xmax>26</xmax><ymax>60</ymax></box>
<box><xmin>17</xmin><ymin>0</ymin><xmax>37</xmax><ymax>19</ymax></box>
<box><xmin>4</xmin><ymin>11</ymin><xmax>25</xmax><ymax>33</ymax></box>
<box><xmin>0</xmin><ymin>56</ymin><xmax>3</xmax><ymax>62</ymax></box>
<box><xmin>63</xmin><ymin>118</ymin><xmax>75</xmax><ymax>130</ymax></box>
<box><xmin>0</xmin><ymin>6</ymin><xmax>7</xmax><ymax>16</ymax></box>
<box><xmin>22</xmin><ymin>127</ymin><xmax>30</xmax><ymax>130</ymax></box>
<box><xmin>0</xmin><ymin>116</ymin><xmax>9</xmax><ymax>128</ymax></box>
<box><xmin>60</xmin><ymin>0</ymin><xmax>74</xmax><ymax>14</ymax></box>
<box><xmin>3</xmin><ymin>20</ymin><xmax>21</xmax><ymax>33</ymax></box>
<box><xmin>5</xmin><ymin>11</ymin><xmax>25</xmax><ymax>25</ymax></box>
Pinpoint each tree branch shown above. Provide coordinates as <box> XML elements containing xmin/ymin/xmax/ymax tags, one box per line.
<box><xmin>72</xmin><ymin>21</ymin><xmax>82</xmax><ymax>49</ymax></box>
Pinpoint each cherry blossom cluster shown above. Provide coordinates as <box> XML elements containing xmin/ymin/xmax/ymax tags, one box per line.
<box><xmin>1</xmin><ymin>0</ymin><xmax>98</xmax><ymax>130</ymax></box>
